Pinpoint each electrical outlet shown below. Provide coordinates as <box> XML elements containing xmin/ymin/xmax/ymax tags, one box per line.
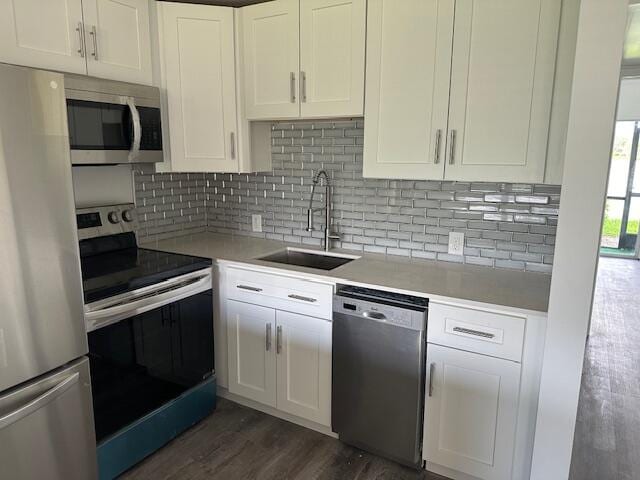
<box><xmin>251</xmin><ymin>214</ymin><xmax>262</xmax><ymax>233</ymax></box>
<box><xmin>448</xmin><ymin>232</ymin><xmax>465</xmax><ymax>255</ymax></box>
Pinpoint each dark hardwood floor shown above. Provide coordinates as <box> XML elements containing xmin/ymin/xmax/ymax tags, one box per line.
<box><xmin>570</xmin><ymin>257</ymin><xmax>640</xmax><ymax>480</ymax></box>
<box><xmin>120</xmin><ymin>397</ymin><xmax>448</xmax><ymax>480</ymax></box>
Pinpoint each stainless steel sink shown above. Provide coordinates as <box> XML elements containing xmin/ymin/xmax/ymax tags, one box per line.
<box><xmin>257</xmin><ymin>248</ymin><xmax>358</xmax><ymax>271</ymax></box>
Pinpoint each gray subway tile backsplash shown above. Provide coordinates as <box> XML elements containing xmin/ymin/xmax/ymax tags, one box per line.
<box><xmin>135</xmin><ymin>119</ymin><xmax>560</xmax><ymax>274</ymax></box>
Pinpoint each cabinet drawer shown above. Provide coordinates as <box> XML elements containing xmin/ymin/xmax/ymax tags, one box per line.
<box><xmin>226</xmin><ymin>266</ymin><xmax>333</xmax><ymax>320</ymax></box>
<box><xmin>428</xmin><ymin>303</ymin><xmax>525</xmax><ymax>362</ymax></box>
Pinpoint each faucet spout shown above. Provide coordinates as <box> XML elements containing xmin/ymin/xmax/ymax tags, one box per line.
<box><xmin>306</xmin><ymin>170</ymin><xmax>338</xmax><ymax>251</ymax></box>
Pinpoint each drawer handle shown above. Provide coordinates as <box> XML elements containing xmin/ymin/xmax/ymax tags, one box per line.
<box><xmin>288</xmin><ymin>294</ymin><xmax>317</xmax><ymax>303</ymax></box>
<box><xmin>237</xmin><ymin>285</ymin><xmax>263</xmax><ymax>292</ymax></box>
<box><xmin>452</xmin><ymin>326</ymin><xmax>495</xmax><ymax>339</ymax></box>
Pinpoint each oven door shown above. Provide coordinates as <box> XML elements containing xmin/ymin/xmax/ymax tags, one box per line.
<box><xmin>66</xmin><ymin>94</ymin><xmax>163</xmax><ymax>165</ymax></box>
<box><xmin>87</xmin><ymin>289</ymin><xmax>214</xmax><ymax>442</ymax></box>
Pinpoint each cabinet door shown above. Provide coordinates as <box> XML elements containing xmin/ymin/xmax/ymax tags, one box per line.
<box><xmin>275</xmin><ymin>311</ymin><xmax>331</xmax><ymax>426</ymax></box>
<box><xmin>0</xmin><ymin>0</ymin><xmax>87</xmax><ymax>74</ymax></box>
<box><xmin>363</xmin><ymin>0</ymin><xmax>453</xmax><ymax>180</ymax></box>
<box><xmin>82</xmin><ymin>0</ymin><xmax>152</xmax><ymax>84</ymax></box>
<box><xmin>160</xmin><ymin>2</ymin><xmax>239</xmax><ymax>172</ymax></box>
<box><xmin>241</xmin><ymin>0</ymin><xmax>300</xmax><ymax>119</ymax></box>
<box><xmin>227</xmin><ymin>300</ymin><xmax>277</xmax><ymax>407</ymax></box>
<box><xmin>299</xmin><ymin>0</ymin><xmax>365</xmax><ymax>117</ymax></box>
<box><xmin>444</xmin><ymin>0</ymin><xmax>561</xmax><ymax>182</ymax></box>
<box><xmin>424</xmin><ymin>344</ymin><xmax>521</xmax><ymax>480</ymax></box>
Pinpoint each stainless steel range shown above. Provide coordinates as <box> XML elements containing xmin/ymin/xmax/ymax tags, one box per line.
<box><xmin>76</xmin><ymin>203</ymin><xmax>216</xmax><ymax>479</ymax></box>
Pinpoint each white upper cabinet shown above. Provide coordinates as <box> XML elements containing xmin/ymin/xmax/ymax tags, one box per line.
<box><xmin>240</xmin><ymin>0</ymin><xmax>366</xmax><ymax>120</ymax></box>
<box><xmin>159</xmin><ymin>2</ymin><xmax>239</xmax><ymax>172</ymax></box>
<box><xmin>363</xmin><ymin>0</ymin><xmax>453</xmax><ymax>180</ymax></box>
<box><xmin>241</xmin><ymin>0</ymin><xmax>300</xmax><ymax>119</ymax></box>
<box><xmin>445</xmin><ymin>0</ymin><xmax>561</xmax><ymax>182</ymax></box>
<box><xmin>0</xmin><ymin>0</ymin><xmax>87</xmax><ymax>74</ymax></box>
<box><xmin>424</xmin><ymin>344</ymin><xmax>521</xmax><ymax>480</ymax></box>
<box><xmin>299</xmin><ymin>0</ymin><xmax>366</xmax><ymax>118</ymax></box>
<box><xmin>363</xmin><ymin>0</ymin><xmax>561</xmax><ymax>184</ymax></box>
<box><xmin>0</xmin><ymin>0</ymin><xmax>153</xmax><ymax>83</ymax></box>
<box><xmin>82</xmin><ymin>0</ymin><xmax>153</xmax><ymax>84</ymax></box>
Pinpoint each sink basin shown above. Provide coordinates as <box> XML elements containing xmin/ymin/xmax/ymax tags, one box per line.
<box><xmin>257</xmin><ymin>248</ymin><xmax>358</xmax><ymax>271</ymax></box>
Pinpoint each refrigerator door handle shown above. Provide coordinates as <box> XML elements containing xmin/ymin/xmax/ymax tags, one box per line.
<box><xmin>0</xmin><ymin>373</ymin><xmax>79</xmax><ymax>430</ymax></box>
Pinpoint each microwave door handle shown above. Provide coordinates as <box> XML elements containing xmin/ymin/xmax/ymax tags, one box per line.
<box><xmin>125</xmin><ymin>96</ymin><xmax>141</xmax><ymax>162</ymax></box>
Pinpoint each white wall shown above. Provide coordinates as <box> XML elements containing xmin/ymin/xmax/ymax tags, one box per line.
<box><xmin>71</xmin><ymin>165</ymin><xmax>134</xmax><ymax>207</ymax></box>
<box><xmin>617</xmin><ymin>77</ymin><xmax>640</xmax><ymax>120</ymax></box>
<box><xmin>530</xmin><ymin>1</ymin><xmax>628</xmax><ymax>478</ymax></box>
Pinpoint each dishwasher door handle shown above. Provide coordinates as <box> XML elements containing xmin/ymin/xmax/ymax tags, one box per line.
<box><xmin>363</xmin><ymin>311</ymin><xmax>386</xmax><ymax>320</ymax></box>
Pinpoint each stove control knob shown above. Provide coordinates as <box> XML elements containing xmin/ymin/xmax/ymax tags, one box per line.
<box><xmin>122</xmin><ymin>209</ymin><xmax>134</xmax><ymax>223</ymax></box>
<box><xmin>107</xmin><ymin>211</ymin><xmax>120</xmax><ymax>224</ymax></box>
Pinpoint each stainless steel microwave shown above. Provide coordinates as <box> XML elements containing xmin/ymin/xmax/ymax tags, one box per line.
<box><xmin>64</xmin><ymin>74</ymin><xmax>163</xmax><ymax>165</ymax></box>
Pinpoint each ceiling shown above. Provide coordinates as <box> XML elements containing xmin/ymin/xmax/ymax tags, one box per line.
<box><xmin>156</xmin><ymin>0</ymin><xmax>272</xmax><ymax>6</ymax></box>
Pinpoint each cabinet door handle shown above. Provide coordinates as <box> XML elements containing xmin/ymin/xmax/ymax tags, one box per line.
<box><xmin>237</xmin><ymin>284</ymin><xmax>262</xmax><ymax>292</ymax></box>
<box><xmin>452</xmin><ymin>326</ymin><xmax>495</xmax><ymax>339</ymax></box>
<box><xmin>290</xmin><ymin>72</ymin><xmax>296</xmax><ymax>103</ymax></box>
<box><xmin>266</xmin><ymin>323</ymin><xmax>272</xmax><ymax>351</ymax></box>
<box><xmin>428</xmin><ymin>362</ymin><xmax>436</xmax><ymax>397</ymax></box>
<box><xmin>288</xmin><ymin>294</ymin><xmax>317</xmax><ymax>303</ymax></box>
<box><xmin>230</xmin><ymin>132</ymin><xmax>236</xmax><ymax>159</ymax></box>
<box><xmin>276</xmin><ymin>325</ymin><xmax>283</xmax><ymax>354</ymax></box>
<box><xmin>301</xmin><ymin>71</ymin><xmax>307</xmax><ymax>103</ymax></box>
<box><xmin>449</xmin><ymin>129</ymin><xmax>457</xmax><ymax>165</ymax></box>
<box><xmin>76</xmin><ymin>22</ymin><xmax>85</xmax><ymax>58</ymax></box>
<box><xmin>89</xmin><ymin>25</ymin><xmax>98</xmax><ymax>60</ymax></box>
<box><xmin>434</xmin><ymin>129</ymin><xmax>442</xmax><ymax>164</ymax></box>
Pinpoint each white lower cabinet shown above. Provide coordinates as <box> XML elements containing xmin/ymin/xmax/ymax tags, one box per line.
<box><xmin>424</xmin><ymin>344</ymin><xmax>521</xmax><ymax>480</ymax></box>
<box><xmin>227</xmin><ymin>299</ymin><xmax>277</xmax><ymax>407</ymax></box>
<box><xmin>226</xmin><ymin>299</ymin><xmax>332</xmax><ymax>427</ymax></box>
<box><xmin>276</xmin><ymin>310</ymin><xmax>332</xmax><ymax>426</ymax></box>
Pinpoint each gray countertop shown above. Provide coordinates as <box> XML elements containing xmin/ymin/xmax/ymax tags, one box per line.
<box><xmin>141</xmin><ymin>232</ymin><xmax>551</xmax><ymax>313</ymax></box>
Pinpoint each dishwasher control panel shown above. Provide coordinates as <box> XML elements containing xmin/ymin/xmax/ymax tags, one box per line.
<box><xmin>333</xmin><ymin>285</ymin><xmax>427</xmax><ymax>332</ymax></box>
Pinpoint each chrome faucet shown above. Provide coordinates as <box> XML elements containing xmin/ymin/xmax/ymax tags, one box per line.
<box><xmin>306</xmin><ymin>170</ymin><xmax>339</xmax><ymax>251</ymax></box>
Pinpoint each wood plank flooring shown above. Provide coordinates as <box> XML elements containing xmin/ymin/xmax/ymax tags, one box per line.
<box><xmin>120</xmin><ymin>397</ymin><xmax>448</xmax><ymax>480</ymax></box>
<box><xmin>570</xmin><ymin>257</ymin><xmax>640</xmax><ymax>480</ymax></box>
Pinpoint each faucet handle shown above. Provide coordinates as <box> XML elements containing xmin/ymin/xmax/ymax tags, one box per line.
<box><xmin>306</xmin><ymin>208</ymin><xmax>314</xmax><ymax>231</ymax></box>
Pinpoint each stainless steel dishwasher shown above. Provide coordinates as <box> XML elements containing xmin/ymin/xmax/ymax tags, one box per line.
<box><xmin>332</xmin><ymin>285</ymin><xmax>428</xmax><ymax>468</ymax></box>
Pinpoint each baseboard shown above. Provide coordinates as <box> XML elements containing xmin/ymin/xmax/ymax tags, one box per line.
<box><xmin>425</xmin><ymin>461</ymin><xmax>481</xmax><ymax>480</ymax></box>
<box><xmin>217</xmin><ymin>387</ymin><xmax>338</xmax><ymax>439</ymax></box>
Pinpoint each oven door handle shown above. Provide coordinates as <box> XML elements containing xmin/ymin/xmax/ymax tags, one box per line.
<box><xmin>124</xmin><ymin>96</ymin><xmax>141</xmax><ymax>162</ymax></box>
<box><xmin>85</xmin><ymin>273</ymin><xmax>211</xmax><ymax>332</ymax></box>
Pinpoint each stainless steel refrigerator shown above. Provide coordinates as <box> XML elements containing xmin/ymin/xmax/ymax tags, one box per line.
<box><xmin>0</xmin><ymin>64</ymin><xmax>98</xmax><ymax>479</ymax></box>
